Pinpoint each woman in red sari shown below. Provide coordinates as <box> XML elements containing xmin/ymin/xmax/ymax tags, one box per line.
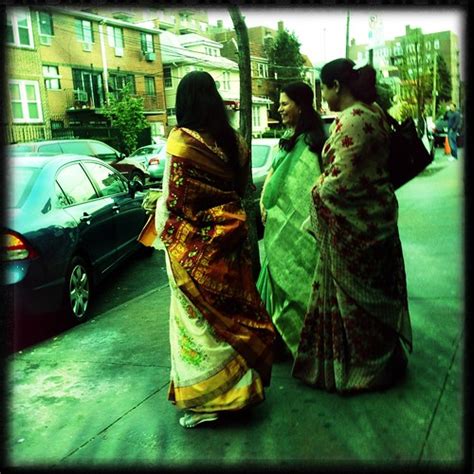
<box><xmin>152</xmin><ymin>72</ymin><xmax>275</xmax><ymax>427</ymax></box>
<box><xmin>293</xmin><ymin>59</ymin><xmax>412</xmax><ymax>393</ymax></box>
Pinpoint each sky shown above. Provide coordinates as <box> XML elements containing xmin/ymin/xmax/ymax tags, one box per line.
<box><xmin>207</xmin><ymin>6</ymin><xmax>466</xmax><ymax>77</ymax></box>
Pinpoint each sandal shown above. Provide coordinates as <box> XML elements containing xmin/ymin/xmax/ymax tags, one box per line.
<box><xmin>179</xmin><ymin>412</ymin><xmax>219</xmax><ymax>429</ymax></box>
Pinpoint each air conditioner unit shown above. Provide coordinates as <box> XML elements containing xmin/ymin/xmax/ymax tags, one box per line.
<box><xmin>39</xmin><ymin>35</ymin><xmax>52</xmax><ymax>46</ymax></box>
<box><xmin>82</xmin><ymin>42</ymin><xmax>92</xmax><ymax>52</ymax></box>
<box><xmin>115</xmin><ymin>46</ymin><xmax>124</xmax><ymax>57</ymax></box>
<box><xmin>145</xmin><ymin>51</ymin><xmax>156</xmax><ymax>62</ymax></box>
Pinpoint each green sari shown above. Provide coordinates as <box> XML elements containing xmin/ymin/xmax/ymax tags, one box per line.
<box><xmin>257</xmin><ymin>133</ymin><xmax>321</xmax><ymax>356</ymax></box>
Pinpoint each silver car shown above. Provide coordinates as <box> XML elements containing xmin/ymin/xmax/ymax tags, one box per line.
<box><xmin>121</xmin><ymin>142</ymin><xmax>166</xmax><ymax>181</ymax></box>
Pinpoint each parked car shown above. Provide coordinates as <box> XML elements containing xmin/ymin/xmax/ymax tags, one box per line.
<box><xmin>8</xmin><ymin>139</ymin><xmax>149</xmax><ymax>186</ymax></box>
<box><xmin>251</xmin><ymin>138</ymin><xmax>280</xmax><ymax>198</ymax></box>
<box><xmin>2</xmin><ymin>154</ymin><xmax>148</xmax><ymax>322</ymax></box>
<box><xmin>124</xmin><ymin>142</ymin><xmax>167</xmax><ymax>182</ymax></box>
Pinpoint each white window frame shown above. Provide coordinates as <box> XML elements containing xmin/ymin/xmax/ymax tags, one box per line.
<box><xmin>77</xmin><ymin>19</ymin><xmax>93</xmax><ymax>44</ymax></box>
<box><xmin>6</xmin><ymin>8</ymin><xmax>34</xmax><ymax>49</ymax></box>
<box><xmin>8</xmin><ymin>80</ymin><xmax>43</xmax><ymax>123</ymax></box>
<box><xmin>223</xmin><ymin>71</ymin><xmax>230</xmax><ymax>90</ymax></box>
<box><xmin>141</xmin><ymin>32</ymin><xmax>154</xmax><ymax>53</ymax></box>
<box><xmin>43</xmin><ymin>65</ymin><xmax>61</xmax><ymax>90</ymax></box>
<box><xmin>164</xmin><ymin>67</ymin><xmax>172</xmax><ymax>88</ymax></box>
<box><xmin>252</xmin><ymin>106</ymin><xmax>261</xmax><ymax>127</ymax></box>
<box><xmin>107</xmin><ymin>25</ymin><xmax>124</xmax><ymax>49</ymax></box>
<box><xmin>37</xmin><ymin>10</ymin><xmax>53</xmax><ymax>36</ymax></box>
<box><xmin>434</xmin><ymin>39</ymin><xmax>440</xmax><ymax>50</ymax></box>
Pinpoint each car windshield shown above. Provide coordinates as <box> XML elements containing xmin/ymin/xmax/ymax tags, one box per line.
<box><xmin>251</xmin><ymin>145</ymin><xmax>272</xmax><ymax>168</ymax></box>
<box><xmin>8</xmin><ymin>166</ymin><xmax>39</xmax><ymax>208</ymax></box>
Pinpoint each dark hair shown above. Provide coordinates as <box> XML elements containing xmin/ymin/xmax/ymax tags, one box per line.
<box><xmin>320</xmin><ymin>58</ymin><xmax>377</xmax><ymax>104</ymax></box>
<box><xmin>279</xmin><ymin>81</ymin><xmax>326</xmax><ymax>155</ymax></box>
<box><xmin>175</xmin><ymin>71</ymin><xmax>238</xmax><ymax>171</ymax></box>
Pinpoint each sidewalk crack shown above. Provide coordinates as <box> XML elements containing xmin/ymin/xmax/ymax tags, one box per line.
<box><xmin>417</xmin><ymin>329</ymin><xmax>463</xmax><ymax>464</ymax></box>
<box><xmin>57</xmin><ymin>380</ymin><xmax>169</xmax><ymax>463</ymax></box>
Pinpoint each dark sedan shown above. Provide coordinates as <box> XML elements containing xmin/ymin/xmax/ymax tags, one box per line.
<box><xmin>2</xmin><ymin>154</ymin><xmax>148</xmax><ymax>322</ymax></box>
<box><xmin>8</xmin><ymin>139</ymin><xmax>149</xmax><ymax>186</ymax></box>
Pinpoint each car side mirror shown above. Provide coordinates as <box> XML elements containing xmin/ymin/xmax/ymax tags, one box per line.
<box><xmin>129</xmin><ymin>179</ymin><xmax>143</xmax><ymax>195</ymax></box>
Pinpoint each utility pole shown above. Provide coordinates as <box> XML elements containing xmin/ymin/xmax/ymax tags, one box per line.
<box><xmin>98</xmin><ymin>21</ymin><xmax>109</xmax><ymax>105</ymax></box>
<box><xmin>432</xmin><ymin>53</ymin><xmax>438</xmax><ymax>121</ymax></box>
<box><xmin>345</xmin><ymin>10</ymin><xmax>350</xmax><ymax>58</ymax></box>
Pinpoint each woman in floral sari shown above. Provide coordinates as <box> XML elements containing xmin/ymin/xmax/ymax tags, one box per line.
<box><xmin>150</xmin><ymin>72</ymin><xmax>275</xmax><ymax>427</ymax></box>
<box><xmin>293</xmin><ymin>59</ymin><xmax>413</xmax><ymax>392</ymax></box>
<box><xmin>257</xmin><ymin>82</ymin><xmax>326</xmax><ymax>359</ymax></box>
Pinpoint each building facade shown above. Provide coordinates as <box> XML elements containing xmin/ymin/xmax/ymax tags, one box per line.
<box><xmin>6</xmin><ymin>6</ymin><xmax>167</xmax><ymax>145</ymax></box>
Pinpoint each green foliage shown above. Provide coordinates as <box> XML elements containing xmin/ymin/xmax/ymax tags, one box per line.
<box><xmin>435</xmin><ymin>54</ymin><xmax>452</xmax><ymax>105</ymax></box>
<box><xmin>102</xmin><ymin>84</ymin><xmax>148</xmax><ymax>155</ymax></box>
<box><xmin>266</xmin><ymin>28</ymin><xmax>305</xmax><ymax>118</ymax></box>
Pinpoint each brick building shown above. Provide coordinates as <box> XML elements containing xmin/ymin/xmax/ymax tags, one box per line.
<box><xmin>6</xmin><ymin>6</ymin><xmax>167</xmax><ymax>145</ymax></box>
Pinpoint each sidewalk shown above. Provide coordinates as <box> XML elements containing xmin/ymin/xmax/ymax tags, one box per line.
<box><xmin>5</xmin><ymin>154</ymin><xmax>465</xmax><ymax>470</ymax></box>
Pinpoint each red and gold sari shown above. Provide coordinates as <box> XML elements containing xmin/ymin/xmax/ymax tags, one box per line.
<box><xmin>152</xmin><ymin>127</ymin><xmax>275</xmax><ymax>412</ymax></box>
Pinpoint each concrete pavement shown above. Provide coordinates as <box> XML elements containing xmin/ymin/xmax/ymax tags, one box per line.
<box><xmin>5</xmin><ymin>150</ymin><xmax>466</xmax><ymax>470</ymax></box>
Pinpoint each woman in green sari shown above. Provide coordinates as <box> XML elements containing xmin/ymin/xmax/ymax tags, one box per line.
<box><xmin>257</xmin><ymin>82</ymin><xmax>326</xmax><ymax>358</ymax></box>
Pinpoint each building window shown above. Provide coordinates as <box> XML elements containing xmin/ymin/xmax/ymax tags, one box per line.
<box><xmin>72</xmin><ymin>68</ymin><xmax>104</xmax><ymax>108</ymax></box>
<box><xmin>109</xmin><ymin>74</ymin><xmax>135</xmax><ymax>95</ymax></box>
<box><xmin>76</xmin><ymin>19</ymin><xmax>94</xmax><ymax>43</ymax></box>
<box><xmin>43</xmin><ymin>65</ymin><xmax>61</xmax><ymax>90</ymax></box>
<box><xmin>37</xmin><ymin>11</ymin><xmax>54</xmax><ymax>36</ymax></box>
<box><xmin>167</xmin><ymin>107</ymin><xmax>176</xmax><ymax>116</ymax></box>
<box><xmin>223</xmin><ymin>71</ymin><xmax>230</xmax><ymax>90</ymax></box>
<box><xmin>6</xmin><ymin>9</ymin><xmax>34</xmax><ymax>48</ymax></box>
<box><xmin>8</xmin><ymin>80</ymin><xmax>43</xmax><ymax>123</ymax></box>
<box><xmin>434</xmin><ymin>39</ymin><xmax>440</xmax><ymax>50</ymax></box>
<box><xmin>145</xmin><ymin>76</ymin><xmax>156</xmax><ymax>95</ymax></box>
<box><xmin>107</xmin><ymin>26</ymin><xmax>124</xmax><ymax>49</ymax></box>
<box><xmin>164</xmin><ymin>67</ymin><xmax>172</xmax><ymax>88</ymax></box>
<box><xmin>252</xmin><ymin>106</ymin><xmax>261</xmax><ymax>127</ymax></box>
<box><xmin>426</xmin><ymin>41</ymin><xmax>431</xmax><ymax>50</ymax></box>
<box><xmin>257</xmin><ymin>63</ymin><xmax>268</xmax><ymax>78</ymax></box>
<box><xmin>141</xmin><ymin>32</ymin><xmax>154</xmax><ymax>53</ymax></box>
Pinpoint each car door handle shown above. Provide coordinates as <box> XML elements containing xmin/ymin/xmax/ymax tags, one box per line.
<box><xmin>112</xmin><ymin>204</ymin><xmax>120</xmax><ymax>213</ymax></box>
<box><xmin>80</xmin><ymin>213</ymin><xmax>91</xmax><ymax>224</ymax></box>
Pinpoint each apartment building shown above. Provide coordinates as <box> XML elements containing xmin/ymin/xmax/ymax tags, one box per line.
<box><xmin>6</xmin><ymin>6</ymin><xmax>167</xmax><ymax>144</ymax></box>
<box><xmin>160</xmin><ymin>30</ymin><xmax>272</xmax><ymax>136</ymax></box>
<box><xmin>348</xmin><ymin>25</ymin><xmax>461</xmax><ymax>108</ymax></box>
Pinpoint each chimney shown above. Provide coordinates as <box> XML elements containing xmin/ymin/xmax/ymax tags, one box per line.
<box><xmin>277</xmin><ymin>21</ymin><xmax>284</xmax><ymax>32</ymax></box>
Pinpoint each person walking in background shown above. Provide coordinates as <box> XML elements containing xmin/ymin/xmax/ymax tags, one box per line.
<box><xmin>292</xmin><ymin>58</ymin><xmax>413</xmax><ymax>393</ymax></box>
<box><xmin>444</xmin><ymin>102</ymin><xmax>461</xmax><ymax>160</ymax></box>
<box><xmin>151</xmin><ymin>71</ymin><xmax>275</xmax><ymax>428</ymax></box>
<box><xmin>257</xmin><ymin>82</ymin><xmax>326</xmax><ymax>360</ymax></box>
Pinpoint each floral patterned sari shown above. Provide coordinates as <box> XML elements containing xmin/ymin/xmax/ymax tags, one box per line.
<box><xmin>293</xmin><ymin>102</ymin><xmax>413</xmax><ymax>392</ymax></box>
<box><xmin>151</xmin><ymin>127</ymin><xmax>275</xmax><ymax>412</ymax></box>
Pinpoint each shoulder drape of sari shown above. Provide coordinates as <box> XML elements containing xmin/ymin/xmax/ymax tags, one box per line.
<box><xmin>160</xmin><ymin>127</ymin><xmax>275</xmax><ymax>385</ymax></box>
<box><xmin>257</xmin><ymin>134</ymin><xmax>321</xmax><ymax>355</ymax></box>
<box><xmin>311</xmin><ymin>102</ymin><xmax>412</xmax><ymax>348</ymax></box>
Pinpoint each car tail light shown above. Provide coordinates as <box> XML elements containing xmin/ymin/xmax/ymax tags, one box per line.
<box><xmin>148</xmin><ymin>157</ymin><xmax>160</xmax><ymax>165</ymax></box>
<box><xmin>1</xmin><ymin>231</ymin><xmax>38</xmax><ymax>261</ymax></box>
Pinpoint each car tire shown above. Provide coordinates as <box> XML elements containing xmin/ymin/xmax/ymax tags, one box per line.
<box><xmin>64</xmin><ymin>256</ymin><xmax>91</xmax><ymax>323</ymax></box>
<box><xmin>129</xmin><ymin>170</ymin><xmax>145</xmax><ymax>187</ymax></box>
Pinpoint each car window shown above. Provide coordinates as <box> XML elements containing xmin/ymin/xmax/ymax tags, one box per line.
<box><xmin>89</xmin><ymin>142</ymin><xmax>120</xmax><ymax>162</ymax></box>
<box><xmin>251</xmin><ymin>145</ymin><xmax>272</xmax><ymax>168</ymax></box>
<box><xmin>38</xmin><ymin>143</ymin><xmax>62</xmax><ymax>154</ymax></box>
<box><xmin>8</xmin><ymin>166</ymin><xmax>39</xmax><ymax>208</ymax></box>
<box><xmin>83</xmin><ymin>162</ymin><xmax>128</xmax><ymax>196</ymax></box>
<box><xmin>9</xmin><ymin>144</ymin><xmax>34</xmax><ymax>155</ymax></box>
<box><xmin>131</xmin><ymin>147</ymin><xmax>152</xmax><ymax>156</ymax></box>
<box><xmin>54</xmin><ymin>182</ymin><xmax>71</xmax><ymax>208</ymax></box>
<box><xmin>59</xmin><ymin>141</ymin><xmax>93</xmax><ymax>156</ymax></box>
<box><xmin>56</xmin><ymin>163</ymin><xmax>98</xmax><ymax>205</ymax></box>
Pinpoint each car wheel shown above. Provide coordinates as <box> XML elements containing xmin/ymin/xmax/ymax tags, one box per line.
<box><xmin>65</xmin><ymin>256</ymin><xmax>91</xmax><ymax>322</ymax></box>
<box><xmin>130</xmin><ymin>170</ymin><xmax>145</xmax><ymax>187</ymax></box>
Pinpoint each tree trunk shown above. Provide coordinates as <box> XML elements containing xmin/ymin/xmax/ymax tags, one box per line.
<box><xmin>228</xmin><ymin>6</ymin><xmax>261</xmax><ymax>281</ymax></box>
